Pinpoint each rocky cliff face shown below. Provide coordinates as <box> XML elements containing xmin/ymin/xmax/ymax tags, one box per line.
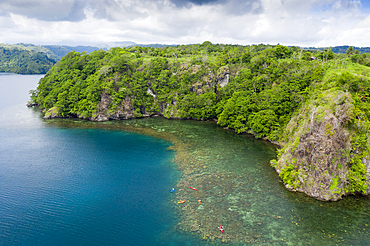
<box><xmin>90</xmin><ymin>90</ymin><xmax>112</xmax><ymax>121</ymax></box>
<box><xmin>273</xmin><ymin>89</ymin><xmax>370</xmax><ymax>201</ymax></box>
<box><xmin>41</xmin><ymin>64</ymin><xmax>231</xmax><ymax>121</ymax></box>
<box><xmin>216</xmin><ymin>66</ymin><xmax>230</xmax><ymax>88</ymax></box>
<box><xmin>89</xmin><ymin>64</ymin><xmax>230</xmax><ymax>121</ymax></box>
<box><xmin>91</xmin><ymin>91</ymin><xmax>138</xmax><ymax>121</ymax></box>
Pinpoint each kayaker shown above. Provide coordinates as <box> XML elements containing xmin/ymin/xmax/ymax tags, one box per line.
<box><xmin>218</xmin><ymin>225</ymin><xmax>224</xmax><ymax>233</ymax></box>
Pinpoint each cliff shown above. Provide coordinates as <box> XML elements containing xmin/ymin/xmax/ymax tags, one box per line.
<box><xmin>272</xmin><ymin>65</ymin><xmax>370</xmax><ymax>201</ymax></box>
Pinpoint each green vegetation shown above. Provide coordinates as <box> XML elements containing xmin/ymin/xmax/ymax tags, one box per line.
<box><xmin>279</xmin><ymin>163</ymin><xmax>301</xmax><ymax>189</ymax></box>
<box><xmin>42</xmin><ymin>44</ymin><xmax>101</xmax><ymax>60</ymax></box>
<box><xmin>309</xmin><ymin>45</ymin><xmax>370</xmax><ymax>55</ymax></box>
<box><xmin>0</xmin><ymin>43</ymin><xmax>104</xmax><ymax>74</ymax></box>
<box><xmin>0</xmin><ymin>45</ymin><xmax>56</xmax><ymax>74</ymax></box>
<box><xmin>30</xmin><ymin>42</ymin><xmax>370</xmax><ymax>199</ymax></box>
<box><xmin>0</xmin><ymin>43</ymin><xmax>60</xmax><ymax>61</ymax></box>
<box><xmin>32</xmin><ymin>43</ymin><xmax>321</xmax><ymax>134</ymax></box>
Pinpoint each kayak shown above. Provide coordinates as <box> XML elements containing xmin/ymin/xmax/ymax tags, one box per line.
<box><xmin>171</xmin><ymin>188</ymin><xmax>175</xmax><ymax>193</ymax></box>
<box><xmin>178</xmin><ymin>200</ymin><xmax>186</xmax><ymax>204</ymax></box>
<box><xmin>218</xmin><ymin>225</ymin><xmax>224</xmax><ymax>233</ymax></box>
<box><xmin>198</xmin><ymin>200</ymin><xmax>202</xmax><ymax>204</ymax></box>
<box><xmin>190</xmin><ymin>186</ymin><xmax>198</xmax><ymax>191</ymax></box>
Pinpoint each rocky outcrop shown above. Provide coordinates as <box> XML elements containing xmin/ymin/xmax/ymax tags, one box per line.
<box><xmin>90</xmin><ymin>90</ymin><xmax>138</xmax><ymax>121</ymax></box>
<box><xmin>147</xmin><ymin>88</ymin><xmax>156</xmax><ymax>97</ymax></box>
<box><xmin>87</xmin><ymin>64</ymin><xmax>232</xmax><ymax>121</ymax></box>
<box><xmin>273</xmin><ymin>89</ymin><xmax>370</xmax><ymax>201</ymax></box>
<box><xmin>216</xmin><ymin>66</ymin><xmax>230</xmax><ymax>88</ymax></box>
<box><xmin>190</xmin><ymin>82</ymin><xmax>205</xmax><ymax>95</ymax></box>
<box><xmin>43</xmin><ymin>107</ymin><xmax>62</xmax><ymax>119</ymax></box>
<box><xmin>26</xmin><ymin>102</ymin><xmax>39</xmax><ymax>107</ymax></box>
<box><xmin>109</xmin><ymin>96</ymin><xmax>137</xmax><ymax>120</ymax></box>
<box><xmin>90</xmin><ymin>90</ymin><xmax>112</xmax><ymax>121</ymax></box>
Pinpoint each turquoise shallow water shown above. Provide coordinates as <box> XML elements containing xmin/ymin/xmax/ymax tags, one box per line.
<box><xmin>2</xmin><ymin>73</ymin><xmax>370</xmax><ymax>245</ymax></box>
<box><xmin>106</xmin><ymin>118</ymin><xmax>370</xmax><ymax>245</ymax></box>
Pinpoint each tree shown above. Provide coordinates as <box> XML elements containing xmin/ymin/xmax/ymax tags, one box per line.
<box><xmin>346</xmin><ymin>46</ymin><xmax>354</xmax><ymax>56</ymax></box>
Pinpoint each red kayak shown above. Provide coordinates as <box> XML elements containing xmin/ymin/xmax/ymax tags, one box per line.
<box><xmin>218</xmin><ymin>225</ymin><xmax>224</xmax><ymax>233</ymax></box>
<box><xmin>190</xmin><ymin>186</ymin><xmax>198</xmax><ymax>191</ymax></box>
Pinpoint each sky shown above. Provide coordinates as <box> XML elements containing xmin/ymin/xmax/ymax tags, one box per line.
<box><xmin>0</xmin><ymin>0</ymin><xmax>370</xmax><ymax>47</ymax></box>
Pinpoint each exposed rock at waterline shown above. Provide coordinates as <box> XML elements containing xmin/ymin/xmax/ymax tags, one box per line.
<box><xmin>26</xmin><ymin>102</ymin><xmax>39</xmax><ymax>107</ymax></box>
<box><xmin>274</xmin><ymin>90</ymin><xmax>369</xmax><ymax>201</ymax></box>
<box><xmin>43</xmin><ymin>107</ymin><xmax>62</xmax><ymax>119</ymax></box>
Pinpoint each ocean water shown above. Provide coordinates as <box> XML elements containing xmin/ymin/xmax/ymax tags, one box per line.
<box><xmin>0</xmin><ymin>74</ymin><xmax>194</xmax><ymax>246</ymax></box>
<box><xmin>2</xmin><ymin>73</ymin><xmax>370</xmax><ymax>246</ymax></box>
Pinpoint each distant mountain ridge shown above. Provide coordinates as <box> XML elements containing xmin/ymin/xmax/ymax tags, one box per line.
<box><xmin>14</xmin><ymin>42</ymin><xmax>176</xmax><ymax>60</ymax></box>
<box><xmin>304</xmin><ymin>45</ymin><xmax>370</xmax><ymax>54</ymax></box>
<box><xmin>41</xmin><ymin>45</ymin><xmax>102</xmax><ymax>60</ymax></box>
<box><xmin>0</xmin><ymin>44</ymin><xmax>55</xmax><ymax>74</ymax></box>
<box><xmin>0</xmin><ymin>42</ymin><xmax>178</xmax><ymax>74</ymax></box>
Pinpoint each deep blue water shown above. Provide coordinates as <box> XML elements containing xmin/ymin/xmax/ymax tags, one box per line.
<box><xmin>0</xmin><ymin>74</ymin><xmax>193</xmax><ymax>246</ymax></box>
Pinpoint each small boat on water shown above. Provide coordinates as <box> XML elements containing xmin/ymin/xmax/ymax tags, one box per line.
<box><xmin>178</xmin><ymin>200</ymin><xmax>186</xmax><ymax>204</ymax></box>
<box><xmin>218</xmin><ymin>225</ymin><xmax>224</xmax><ymax>233</ymax></box>
<box><xmin>190</xmin><ymin>186</ymin><xmax>198</xmax><ymax>191</ymax></box>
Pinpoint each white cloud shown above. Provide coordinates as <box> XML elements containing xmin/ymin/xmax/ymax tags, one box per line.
<box><xmin>0</xmin><ymin>0</ymin><xmax>369</xmax><ymax>46</ymax></box>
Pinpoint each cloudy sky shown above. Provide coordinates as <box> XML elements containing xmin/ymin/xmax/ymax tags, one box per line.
<box><xmin>0</xmin><ymin>0</ymin><xmax>369</xmax><ymax>47</ymax></box>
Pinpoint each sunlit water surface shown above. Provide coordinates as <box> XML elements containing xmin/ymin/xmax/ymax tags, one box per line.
<box><xmin>1</xmin><ymin>73</ymin><xmax>370</xmax><ymax>245</ymax></box>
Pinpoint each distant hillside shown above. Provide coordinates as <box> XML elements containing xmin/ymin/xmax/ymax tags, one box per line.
<box><xmin>98</xmin><ymin>41</ymin><xmax>176</xmax><ymax>49</ymax></box>
<box><xmin>97</xmin><ymin>41</ymin><xmax>137</xmax><ymax>49</ymax></box>
<box><xmin>304</xmin><ymin>45</ymin><xmax>370</xmax><ymax>54</ymax></box>
<box><xmin>42</xmin><ymin>45</ymin><xmax>102</xmax><ymax>60</ymax></box>
<box><xmin>3</xmin><ymin>42</ymin><xmax>370</xmax><ymax>75</ymax></box>
<box><xmin>5</xmin><ymin>43</ymin><xmax>59</xmax><ymax>61</ymax></box>
<box><xmin>331</xmin><ymin>46</ymin><xmax>370</xmax><ymax>54</ymax></box>
<box><xmin>128</xmin><ymin>43</ymin><xmax>177</xmax><ymax>48</ymax></box>
<box><xmin>0</xmin><ymin>42</ymin><xmax>177</xmax><ymax>74</ymax></box>
<box><xmin>0</xmin><ymin>45</ymin><xmax>56</xmax><ymax>74</ymax></box>
<box><xmin>39</xmin><ymin>43</ymin><xmax>175</xmax><ymax>60</ymax></box>
<box><xmin>40</xmin><ymin>43</ymin><xmax>176</xmax><ymax>60</ymax></box>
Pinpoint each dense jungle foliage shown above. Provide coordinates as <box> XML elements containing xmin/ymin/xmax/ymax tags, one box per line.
<box><xmin>31</xmin><ymin>42</ymin><xmax>370</xmax><ymax>196</ymax></box>
<box><xmin>0</xmin><ymin>46</ymin><xmax>56</xmax><ymax>74</ymax></box>
<box><xmin>31</xmin><ymin>43</ymin><xmax>370</xmax><ymax>139</ymax></box>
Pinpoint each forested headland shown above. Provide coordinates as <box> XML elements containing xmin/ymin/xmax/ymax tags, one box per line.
<box><xmin>0</xmin><ymin>43</ymin><xmax>104</xmax><ymax>74</ymax></box>
<box><xmin>0</xmin><ymin>45</ymin><xmax>56</xmax><ymax>74</ymax></box>
<box><xmin>30</xmin><ymin>42</ymin><xmax>370</xmax><ymax>201</ymax></box>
